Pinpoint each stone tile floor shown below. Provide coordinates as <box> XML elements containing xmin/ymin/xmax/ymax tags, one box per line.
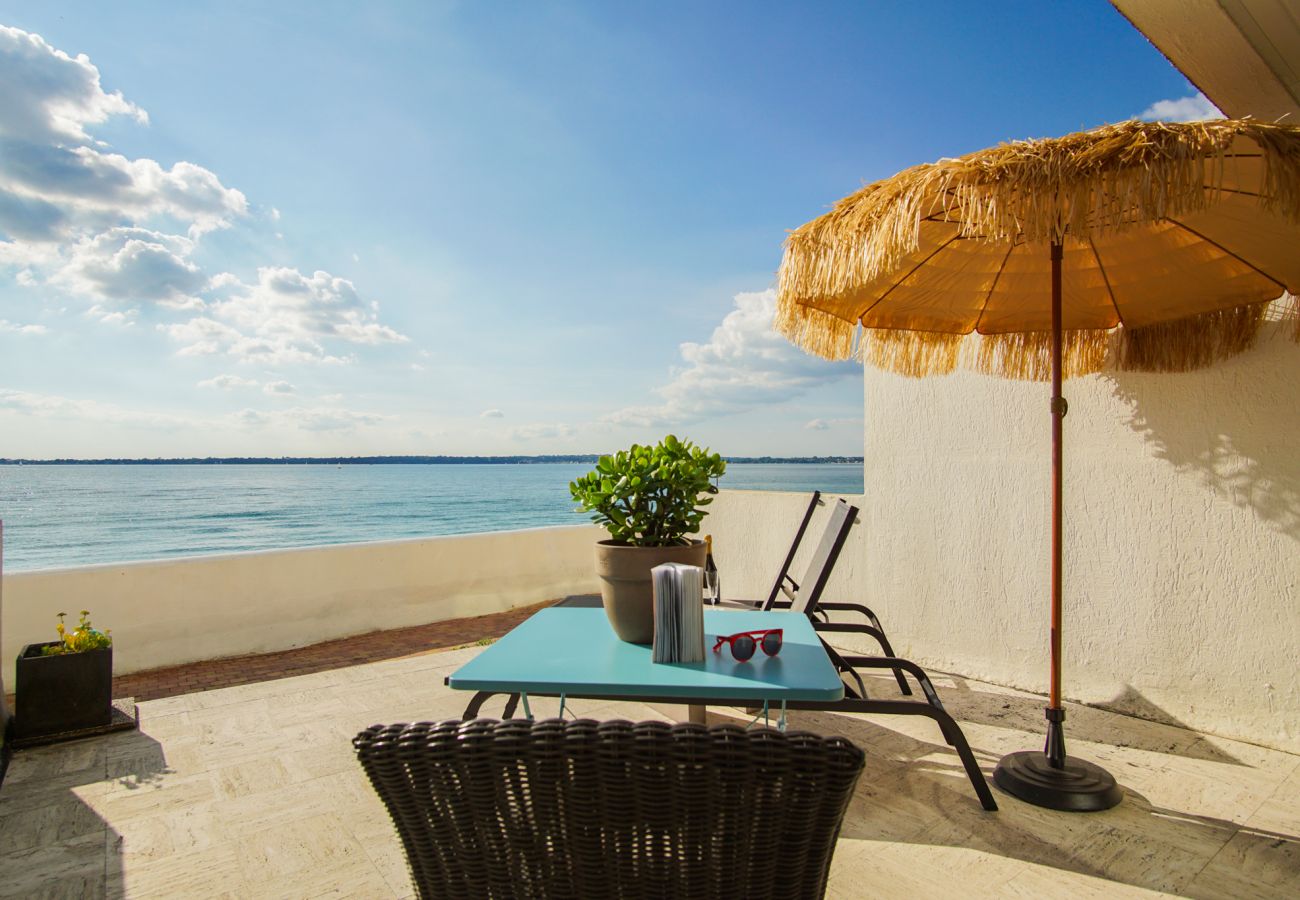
<box><xmin>1</xmin><ymin>639</ymin><xmax>1297</xmax><ymax>898</ymax></box>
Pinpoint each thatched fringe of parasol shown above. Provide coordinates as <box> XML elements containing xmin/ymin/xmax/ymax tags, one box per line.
<box><xmin>857</xmin><ymin>330</ymin><xmax>965</xmax><ymax>376</ymax></box>
<box><xmin>778</xmin><ymin>120</ymin><xmax>1300</xmax><ymax>306</ymax></box>
<box><xmin>974</xmin><ymin>330</ymin><xmax>1111</xmax><ymax>380</ymax></box>
<box><xmin>843</xmin><ymin>297</ymin><xmax>1295</xmax><ymax>380</ymax></box>
<box><xmin>855</xmin><ymin>327</ymin><xmax>1109</xmax><ymax>380</ymax></box>
<box><xmin>1116</xmin><ymin>302</ymin><xmax>1270</xmax><ymax>372</ymax></box>
<box><xmin>772</xmin><ymin>300</ymin><xmax>856</xmax><ymax>360</ymax></box>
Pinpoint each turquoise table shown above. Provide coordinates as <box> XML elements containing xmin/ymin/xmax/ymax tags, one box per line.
<box><xmin>448</xmin><ymin>607</ymin><xmax>844</xmax><ymax>729</ymax></box>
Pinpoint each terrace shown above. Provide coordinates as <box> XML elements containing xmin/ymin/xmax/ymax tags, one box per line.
<box><xmin>4</xmin><ymin>5</ymin><xmax>1300</xmax><ymax>898</ymax></box>
<box><xmin>1</xmin><ymin>606</ymin><xmax>1297</xmax><ymax>898</ymax></box>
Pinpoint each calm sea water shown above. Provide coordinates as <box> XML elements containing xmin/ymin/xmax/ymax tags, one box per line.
<box><xmin>0</xmin><ymin>463</ymin><xmax>863</xmax><ymax>572</ymax></box>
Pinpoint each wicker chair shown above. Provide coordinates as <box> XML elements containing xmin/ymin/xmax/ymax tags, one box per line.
<box><xmin>354</xmin><ymin>718</ymin><xmax>865</xmax><ymax>900</ymax></box>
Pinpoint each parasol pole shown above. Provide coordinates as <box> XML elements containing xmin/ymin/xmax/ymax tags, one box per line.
<box><xmin>992</xmin><ymin>239</ymin><xmax>1122</xmax><ymax>810</ymax></box>
<box><xmin>1046</xmin><ymin>240</ymin><xmax>1067</xmax><ymax>769</ymax></box>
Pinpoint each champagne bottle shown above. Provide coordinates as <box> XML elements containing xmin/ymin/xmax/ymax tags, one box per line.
<box><xmin>704</xmin><ymin>534</ymin><xmax>720</xmax><ymax>605</ymax></box>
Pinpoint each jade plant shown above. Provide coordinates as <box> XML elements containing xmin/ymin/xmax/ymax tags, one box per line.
<box><xmin>570</xmin><ymin>434</ymin><xmax>727</xmax><ymax>547</ymax></box>
<box><xmin>41</xmin><ymin>610</ymin><xmax>112</xmax><ymax>656</ymax></box>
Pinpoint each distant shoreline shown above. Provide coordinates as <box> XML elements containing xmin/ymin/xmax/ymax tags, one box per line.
<box><xmin>1</xmin><ymin>455</ymin><xmax>864</xmax><ymax>466</ymax></box>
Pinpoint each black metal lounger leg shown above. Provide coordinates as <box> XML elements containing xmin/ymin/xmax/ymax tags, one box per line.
<box><xmin>849</xmin><ymin>609</ymin><xmax>915</xmax><ymax>695</ymax></box>
<box><xmin>932</xmin><ymin>706</ymin><xmax>999</xmax><ymax>812</ymax></box>
<box><xmin>867</xmin><ymin>630</ymin><xmax>912</xmax><ymax>696</ymax></box>
<box><xmin>461</xmin><ymin>691</ymin><xmax>522</xmax><ymax>720</ymax></box>
<box><xmin>785</xmin><ymin>695</ymin><xmax>997</xmax><ymax>811</ymax></box>
<box><xmin>820</xmin><ymin>640</ymin><xmax>869</xmax><ymax>699</ymax></box>
<box><xmin>840</xmin><ymin>655</ymin><xmax>945</xmax><ymax>712</ymax></box>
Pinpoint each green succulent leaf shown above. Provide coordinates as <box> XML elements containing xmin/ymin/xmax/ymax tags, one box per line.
<box><xmin>568</xmin><ymin>434</ymin><xmax>727</xmax><ymax>547</ymax></box>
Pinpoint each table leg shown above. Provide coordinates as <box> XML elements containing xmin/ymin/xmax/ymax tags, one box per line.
<box><xmin>687</xmin><ymin>704</ymin><xmax>707</xmax><ymax>725</ymax></box>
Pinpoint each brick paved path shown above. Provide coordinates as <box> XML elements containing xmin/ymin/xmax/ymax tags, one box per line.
<box><xmin>5</xmin><ymin>600</ymin><xmax>557</xmax><ymax>707</ymax></box>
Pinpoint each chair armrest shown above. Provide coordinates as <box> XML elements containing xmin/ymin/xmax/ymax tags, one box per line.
<box><xmin>817</xmin><ymin>602</ymin><xmax>878</xmax><ymax>617</ymax></box>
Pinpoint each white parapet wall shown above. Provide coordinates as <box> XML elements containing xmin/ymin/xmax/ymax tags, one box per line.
<box><xmin>2</xmin><ymin>524</ymin><xmax>602</xmax><ymax>690</ymax></box>
<box><xmin>709</xmin><ymin>322</ymin><xmax>1300</xmax><ymax>755</ymax></box>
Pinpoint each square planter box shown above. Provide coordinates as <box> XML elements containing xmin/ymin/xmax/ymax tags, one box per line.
<box><xmin>14</xmin><ymin>642</ymin><xmax>113</xmax><ymax>741</ymax></box>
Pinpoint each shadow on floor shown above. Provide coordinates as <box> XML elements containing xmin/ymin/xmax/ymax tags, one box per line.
<box><xmin>0</xmin><ymin>729</ymin><xmax>170</xmax><ymax>897</ymax></box>
<box><xmin>709</xmin><ymin>700</ymin><xmax>1299</xmax><ymax>897</ymax></box>
<box><xmin>836</xmin><ymin>650</ymin><xmax>1247</xmax><ymax>766</ymax></box>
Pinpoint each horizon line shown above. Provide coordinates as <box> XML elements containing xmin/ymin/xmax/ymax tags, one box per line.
<box><xmin>1</xmin><ymin>454</ymin><xmax>866</xmax><ymax>465</ymax></box>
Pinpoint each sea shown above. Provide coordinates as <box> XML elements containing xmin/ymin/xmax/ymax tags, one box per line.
<box><xmin>0</xmin><ymin>463</ymin><xmax>863</xmax><ymax>572</ymax></box>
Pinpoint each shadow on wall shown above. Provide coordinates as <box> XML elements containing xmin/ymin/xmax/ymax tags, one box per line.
<box><xmin>1103</xmin><ymin>326</ymin><xmax>1300</xmax><ymax>542</ymax></box>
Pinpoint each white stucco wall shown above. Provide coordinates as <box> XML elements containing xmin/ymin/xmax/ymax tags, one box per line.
<box><xmin>2</xmin><ymin>524</ymin><xmax>601</xmax><ymax>690</ymax></box>
<box><xmin>709</xmin><ymin>322</ymin><xmax>1299</xmax><ymax>754</ymax></box>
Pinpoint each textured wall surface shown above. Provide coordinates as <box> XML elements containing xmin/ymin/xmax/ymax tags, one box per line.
<box><xmin>709</xmin><ymin>323</ymin><xmax>1299</xmax><ymax>753</ymax></box>
<box><xmin>2</xmin><ymin>524</ymin><xmax>601</xmax><ymax>689</ymax></box>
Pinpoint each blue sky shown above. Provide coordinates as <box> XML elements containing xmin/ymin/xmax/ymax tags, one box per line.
<box><xmin>0</xmin><ymin>1</ymin><xmax>1214</xmax><ymax>457</ymax></box>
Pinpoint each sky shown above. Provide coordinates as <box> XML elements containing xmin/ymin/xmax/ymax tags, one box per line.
<box><xmin>0</xmin><ymin>1</ymin><xmax>1218</xmax><ymax>458</ymax></box>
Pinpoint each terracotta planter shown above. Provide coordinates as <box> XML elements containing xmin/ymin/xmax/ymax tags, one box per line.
<box><xmin>14</xmin><ymin>642</ymin><xmax>112</xmax><ymax>740</ymax></box>
<box><xmin>595</xmin><ymin>540</ymin><xmax>707</xmax><ymax>644</ymax></box>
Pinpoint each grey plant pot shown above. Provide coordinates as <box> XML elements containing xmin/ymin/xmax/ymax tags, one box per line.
<box><xmin>595</xmin><ymin>540</ymin><xmax>707</xmax><ymax>644</ymax></box>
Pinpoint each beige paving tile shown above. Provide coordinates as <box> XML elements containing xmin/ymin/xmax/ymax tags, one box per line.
<box><xmin>211</xmin><ymin>755</ymin><xmax>293</xmax><ymax>800</ymax></box>
<box><xmin>90</xmin><ymin>771</ymin><xmax>218</xmax><ymax>824</ymax></box>
<box><xmin>1000</xmin><ymin>861</ymin><xmax>1177</xmax><ymax>898</ymax></box>
<box><xmin>233</xmin><ymin>812</ymin><xmax>369</xmax><ymax>882</ymax></box>
<box><xmin>0</xmin><ymin>740</ymin><xmax>105</xmax><ymax>788</ymax></box>
<box><xmin>0</xmin><ymin>829</ymin><xmax>108</xmax><ymax>899</ymax></box>
<box><xmin>249</xmin><ymin>859</ymin><xmax>397</xmax><ymax>899</ymax></box>
<box><xmin>112</xmin><ymin>841</ymin><xmax>248</xmax><ymax>899</ymax></box>
<box><xmin>1182</xmin><ymin>826</ymin><xmax>1300</xmax><ymax>899</ymax></box>
<box><xmin>0</xmin><ymin>790</ymin><xmax>107</xmax><ymax>856</ymax></box>
<box><xmin>107</xmin><ymin>802</ymin><xmax>223</xmax><ymax>865</ymax></box>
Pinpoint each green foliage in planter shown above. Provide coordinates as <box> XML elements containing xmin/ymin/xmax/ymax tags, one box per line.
<box><xmin>569</xmin><ymin>435</ymin><xmax>726</xmax><ymax>547</ymax></box>
<box><xmin>41</xmin><ymin>610</ymin><xmax>112</xmax><ymax>656</ymax></box>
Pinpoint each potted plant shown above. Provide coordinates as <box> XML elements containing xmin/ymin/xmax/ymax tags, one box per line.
<box><xmin>15</xmin><ymin>610</ymin><xmax>113</xmax><ymax>741</ymax></box>
<box><xmin>570</xmin><ymin>435</ymin><xmax>727</xmax><ymax>643</ymax></box>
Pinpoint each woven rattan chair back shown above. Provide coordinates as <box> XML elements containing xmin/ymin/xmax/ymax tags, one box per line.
<box><xmin>354</xmin><ymin>718</ymin><xmax>865</xmax><ymax>900</ymax></box>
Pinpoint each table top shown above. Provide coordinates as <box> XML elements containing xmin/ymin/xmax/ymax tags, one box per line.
<box><xmin>448</xmin><ymin>607</ymin><xmax>845</xmax><ymax>702</ymax></box>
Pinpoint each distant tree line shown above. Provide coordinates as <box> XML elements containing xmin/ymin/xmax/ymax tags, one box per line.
<box><xmin>1</xmin><ymin>455</ymin><xmax>864</xmax><ymax>466</ymax></box>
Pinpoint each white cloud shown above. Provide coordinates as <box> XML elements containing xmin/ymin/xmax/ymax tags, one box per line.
<box><xmin>237</xmin><ymin>405</ymin><xmax>387</xmax><ymax>432</ymax></box>
<box><xmin>1138</xmin><ymin>93</ymin><xmax>1224</xmax><ymax>123</ymax></box>
<box><xmin>235</xmin><ymin>408</ymin><xmax>268</xmax><ymax>426</ymax></box>
<box><xmin>804</xmin><ymin>417</ymin><xmax>861</xmax><ymax>431</ymax></box>
<box><xmin>85</xmin><ymin>303</ymin><xmax>137</xmax><ymax>326</ymax></box>
<box><xmin>0</xmin><ymin>25</ymin><xmax>408</xmax><ymax>380</ymax></box>
<box><xmin>56</xmin><ymin>227</ymin><xmax>205</xmax><ymax>309</ymax></box>
<box><xmin>0</xmin><ymin>387</ymin><xmax>192</xmax><ymax>429</ymax></box>
<box><xmin>158</xmin><ymin>313</ymin><xmax>352</xmax><ymax>366</ymax></box>
<box><xmin>606</xmin><ymin>289</ymin><xmax>859</xmax><ymax>427</ymax></box>
<box><xmin>197</xmin><ymin>373</ymin><xmax>259</xmax><ymax>390</ymax></box>
<box><xmin>158</xmin><ymin>267</ymin><xmax>406</xmax><ymax>364</ymax></box>
<box><xmin>509</xmin><ymin>422</ymin><xmax>575</xmax><ymax>441</ymax></box>
<box><xmin>0</xmin><ymin>386</ymin><xmax>385</xmax><ymax>439</ymax></box>
<box><xmin>0</xmin><ymin>25</ymin><xmax>146</xmax><ymax>145</ymax></box>
<box><xmin>262</xmin><ymin>380</ymin><xmax>295</xmax><ymax>395</ymax></box>
<box><xmin>480</xmin><ymin>408</ymin><xmax>504</xmax><ymax>418</ymax></box>
<box><xmin>0</xmin><ymin>318</ymin><xmax>48</xmax><ymax>334</ymax></box>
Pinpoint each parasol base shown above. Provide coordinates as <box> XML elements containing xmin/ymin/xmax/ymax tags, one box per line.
<box><xmin>993</xmin><ymin>750</ymin><xmax>1122</xmax><ymax>812</ymax></box>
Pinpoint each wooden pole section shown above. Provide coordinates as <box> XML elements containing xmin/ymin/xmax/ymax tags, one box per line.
<box><xmin>1049</xmin><ymin>241</ymin><xmax>1064</xmax><ymax>711</ymax></box>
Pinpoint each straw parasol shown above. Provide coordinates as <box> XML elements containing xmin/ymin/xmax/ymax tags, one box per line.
<box><xmin>775</xmin><ymin>118</ymin><xmax>1300</xmax><ymax>811</ymax></box>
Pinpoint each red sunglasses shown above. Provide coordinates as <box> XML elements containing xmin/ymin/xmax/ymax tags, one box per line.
<box><xmin>712</xmin><ymin>629</ymin><xmax>783</xmax><ymax>662</ymax></box>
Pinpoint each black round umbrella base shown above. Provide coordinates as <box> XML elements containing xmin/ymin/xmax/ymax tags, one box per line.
<box><xmin>993</xmin><ymin>750</ymin><xmax>1122</xmax><ymax>812</ymax></box>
